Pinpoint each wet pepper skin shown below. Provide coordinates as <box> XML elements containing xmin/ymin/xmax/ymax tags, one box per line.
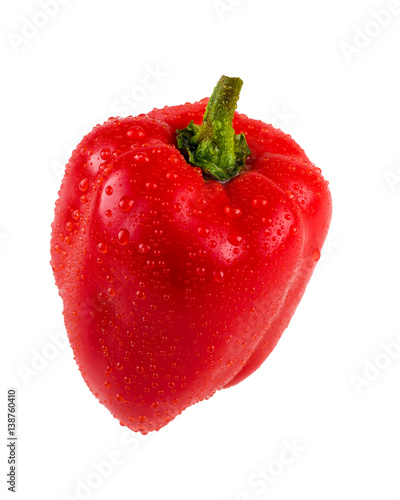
<box><xmin>51</xmin><ymin>82</ymin><xmax>331</xmax><ymax>434</ymax></box>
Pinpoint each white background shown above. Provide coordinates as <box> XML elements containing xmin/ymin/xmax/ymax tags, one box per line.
<box><xmin>2</xmin><ymin>0</ymin><xmax>400</xmax><ymax>499</ymax></box>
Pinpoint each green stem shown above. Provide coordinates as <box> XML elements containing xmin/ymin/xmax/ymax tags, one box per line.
<box><xmin>176</xmin><ymin>75</ymin><xmax>251</xmax><ymax>181</ymax></box>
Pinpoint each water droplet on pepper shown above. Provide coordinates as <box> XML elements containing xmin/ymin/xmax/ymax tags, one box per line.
<box><xmin>213</xmin><ymin>270</ymin><xmax>225</xmax><ymax>282</ymax></box>
<box><xmin>251</xmin><ymin>195</ymin><xmax>268</xmax><ymax>208</ymax></box>
<box><xmin>224</xmin><ymin>205</ymin><xmax>242</xmax><ymax>218</ymax></box>
<box><xmin>196</xmin><ymin>266</ymin><xmax>207</xmax><ymax>276</ymax></box>
<box><xmin>135</xmin><ymin>290</ymin><xmax>146</xmax><ymax>300</ymax></box>
<box><xmin>138</xmin><ymin>243</ymin><xmax>151</xmax><ymax>254</ymax></box>
<box><xmin>173</xmin><ymin>203</ymin><xmax>182</xmax><ymax>212</ymax></box>
<box><xmin>311</xmin><ymin>249</ymin><xmax>321</xmax><ymax>262</ymax></box>
<box><xmin>119</xmin><ymin>195</ymin><xmax>134</xmax><ymax>212</ymax></box>
<box><xmin>97</xmin><ymin>242</ymin><xmax>108</xmax><ymax>253</ymax></box>
<box><xmin>126</xmin><ymin>126</ymin><xmax>146</xmax><ymax>139</ymax></box>
<box><xmin>79</xmin><ymin>178</ymin><xmax>89</xmax><ymax>192</ymax></box>
<box><xmin>197</xmin><ymin>224</ymin><xmax>210</xmax><ymax>238</ymax></box>
<box><xmin>117</xmin><ymin>228</ymin><xmax>129</xmax><ymax>245</ymax></box>
<box><xmin>228</xmin><ymin>232</ymin><xmax>243</xmax><ymax>246</ymax></box>
<box><xmin>100</xmin><ymin>147</ymin><xmax>111</xmax><ymax>160</ymax></box>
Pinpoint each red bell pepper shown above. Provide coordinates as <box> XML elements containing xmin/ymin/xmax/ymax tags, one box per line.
<box><xmin>50</xmin><ymin>76</ymin><xmax>332</xmax><ymax>433</ymax></box>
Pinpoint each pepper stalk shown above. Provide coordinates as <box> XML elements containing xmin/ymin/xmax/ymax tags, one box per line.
<box><xmin>176</xmin><ymin>75</ymin><xmax>251</xmax><ymax>181</ymax></box>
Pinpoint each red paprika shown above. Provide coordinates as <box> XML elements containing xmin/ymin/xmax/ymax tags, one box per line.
<box><xmin>51</xmin><ymin>76</ymin><xmax>332</xmax><ymax>433</ymax></box>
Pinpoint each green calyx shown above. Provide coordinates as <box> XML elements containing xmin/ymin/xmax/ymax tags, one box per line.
<box><xmin>176</xmin><ymin>75</ymin><xmax>251</xmax><ymax>181</ymax></box>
